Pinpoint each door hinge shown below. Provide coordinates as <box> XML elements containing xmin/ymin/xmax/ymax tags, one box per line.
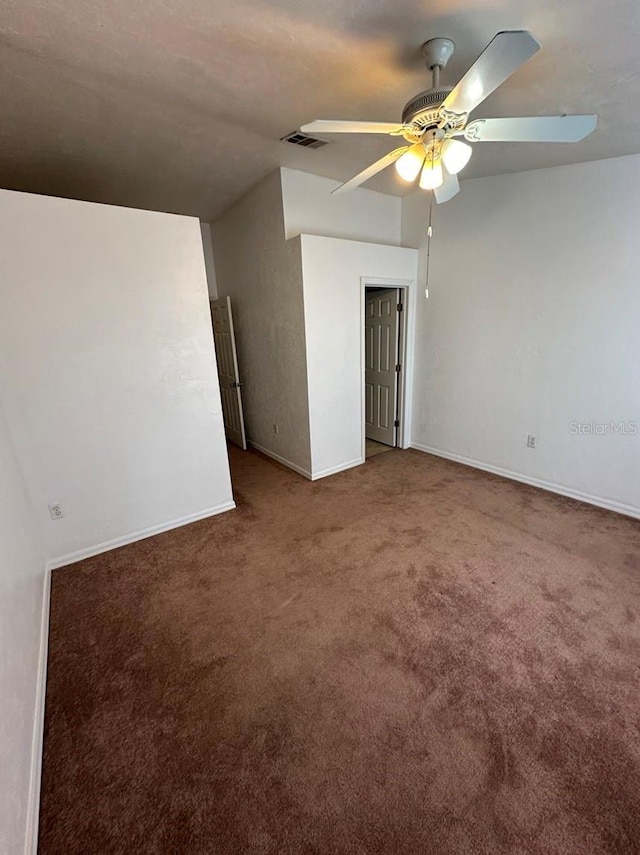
<box><xmin>397</xmin><ymin>302</ymin><xmax>403</xmax><ymax>312</ymax></box>
<box><xmin>395</xmin><ymin>363</ymin><xmax>401</xmax><ymax>373</ymax></box>
<box><xmin>394</xmin><ymin>419</ymin><xmax>400</xmax><ymax>428</ymax></box>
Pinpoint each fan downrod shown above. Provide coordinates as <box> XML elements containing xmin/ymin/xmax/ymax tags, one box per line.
<box><xmin>401</xmin><ymin>39</ymin><xmax>457</xmax><ymax>131</ymax></box>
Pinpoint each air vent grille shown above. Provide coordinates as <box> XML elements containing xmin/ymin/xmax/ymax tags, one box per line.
<box><xmin>280</xmin><ymin>131</ymin><xmax>329</xmax><ymax>150</ymax></box>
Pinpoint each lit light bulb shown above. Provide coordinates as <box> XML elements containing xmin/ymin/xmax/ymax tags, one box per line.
<box><xmin>419</xmin><ymin>160</ymin><xmax>443</xmax><ymax>190</ymax></box>
<box><xmin>395</xmin><ymin>144</ymin><xmax>425</xmax><ymax>183</ymax></box>
<box><xmin>441</xmin><ymin>138</ymin><xmax>472</xmax><ymax>175</ymax></box>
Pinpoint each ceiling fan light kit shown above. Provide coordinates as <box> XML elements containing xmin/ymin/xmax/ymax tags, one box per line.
<box><xmin>395</xmin><ymin>144</ymin><xmax>426</xmax><ymax>182</ymax></box>
<box><xmin>419</xmin><ymin>158</ymin><xmax>443</xmax><ymax>190</ymax></box>
<box><xmin>441</xmin><ymin>138</ymin><xmax>473</xmax><ymax>174</ymax></box>
<box><xmin>301</xmin><ymin>30</ymin><xmax>597</xmax><ymax>203</ymax></box>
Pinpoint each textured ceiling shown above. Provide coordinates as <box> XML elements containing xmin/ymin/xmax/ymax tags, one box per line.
<box><xmin>1</xmin><ymin>0</ymin><xmax>640</xmax><ymax>220</ymax></box>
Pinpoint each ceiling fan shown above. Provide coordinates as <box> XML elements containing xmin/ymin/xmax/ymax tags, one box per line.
<box><xmin>301</xmin><ymin>31</ymin><xmax>597</xmax><ymax>203</ymax></box>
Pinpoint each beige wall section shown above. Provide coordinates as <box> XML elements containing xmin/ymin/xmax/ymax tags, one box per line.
<box><xmin>403</xmin><ymin>153</ymin><xmax>640</xmax><ymax>518</ymax></box>
<box><xmin>0</xmin><ymin>397</ymin><xmax>47</xmax><ymax>855</ymax></box>
<box><xmin>211</xmin><ymin>171</ymin><xmax>312</xmax><ymax>476</ymax></box>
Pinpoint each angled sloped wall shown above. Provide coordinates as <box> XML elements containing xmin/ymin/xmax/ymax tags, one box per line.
<box><xmin>0</xmin><ymin>189</ymin><xmax>234</xmax><ymax>565</ymax></box>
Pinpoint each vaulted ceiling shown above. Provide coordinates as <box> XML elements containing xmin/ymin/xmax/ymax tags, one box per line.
<box><xmin>2</xmin><ymin>0</ymin><xmax>639</xmax><ymax>220</ymax></box>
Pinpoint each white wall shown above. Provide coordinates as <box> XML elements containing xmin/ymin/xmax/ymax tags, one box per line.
<box><xmin>212</xmin><ymin>168</ymin><xmax>412</xmax><ymax>480</ymax></box>
<box><xmin>281</xmin><ymin>168</ymin><xmax>402</xmax><ymax>246</ymax></box>
<box><xmin>200</xmin><ymin>221</ymin><xmax>218</xmax><ymax>299</ymax></box>
<box><xmin>403</xmin><ymin>154</ymin><xmax>640</xmax><ymax>517</ymax></box>
<box><xmin>0</xmin><ymin>189</ymin><xmax>234</xmax><ymax>564</ymax></box>
<box><xmin>211</xmin><ymin>172</ymin><xmax>312</xmax><ymax>475</ymax></box>
<box><xmin>0</xmin><ymin>396</ymin><xmax>47</xmax><ymax>855</ymax></box>
<box><xmin>300</xmin><ymin>235</ymin><xmax>418</xmax><ymax>479</ymax></box>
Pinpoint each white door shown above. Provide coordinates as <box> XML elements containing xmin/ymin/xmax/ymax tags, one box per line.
<box><xmin>211</xmin><ymin>297</ymin><xmax>247</xmax><ymax>449</ymax></box>
<box><xmin>365</xmin><ymin>289</ymin><xmax>400</xmax><ymax>446</ymax></box>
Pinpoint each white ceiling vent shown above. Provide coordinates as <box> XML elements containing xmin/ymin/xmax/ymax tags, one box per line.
<box><xmin>280</xmin><ymin>131</ymin><xmax>329</xmax><ymax>150</ymax></box>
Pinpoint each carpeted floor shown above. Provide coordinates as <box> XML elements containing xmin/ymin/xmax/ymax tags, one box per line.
<box><xmin>39</xmin><ymin>447</ymin><xmax>640</xmax><ymax>854</ymax></box>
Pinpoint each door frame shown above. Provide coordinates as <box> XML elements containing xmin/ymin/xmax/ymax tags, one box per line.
<box><xmin>360</xmin><ymin>276</ymin><xmax>415</xmax><ymax>462</ymax></box>
<box><xmin>210</xmin><ymin>296</ymin><xmax>247</xmax><ymax>450</ymax></box>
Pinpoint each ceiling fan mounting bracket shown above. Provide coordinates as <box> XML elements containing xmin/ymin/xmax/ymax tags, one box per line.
<box><xmin>440</xmin><ymin>107</ymin><xmax>468</xmax><ymax>128</ymax></box>
<box><xmin>464</xmin><ymin>120</ymin><xmax>485</xmax><ymax>141</ymax></box>
<box><xmin>422</xmin><ymin>38</ymin><xmax>455</xmax><ymax>71</ymax></box>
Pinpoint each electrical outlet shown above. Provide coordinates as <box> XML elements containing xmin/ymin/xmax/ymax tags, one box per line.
<box><xmin>48</xmin><ymin>503</ymin><xmax>64</xmax><ymax>520</ymax></box>
<box><xmin>526</xmin><ymin>434</ymin><xmax>537</xmax><ymax>449</ymax></box>
<box><xmin>273</xmin><ymin>423</ymin><xmax>279</xmax><ymax>435</ymax></box>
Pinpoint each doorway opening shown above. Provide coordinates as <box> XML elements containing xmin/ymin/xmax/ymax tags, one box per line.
<box><xmin>362</xmin><ymin>283</ymin><xmax>409</xmax><ymax>460</ymax></box>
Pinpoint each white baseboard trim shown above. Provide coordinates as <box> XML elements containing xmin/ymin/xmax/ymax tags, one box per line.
<box><xmin>248</xmin><ymin>441</ymin><xmax>312</xmax><ymax>480</ymax></box>
<box><xmin>248</xmin><ymin>442</ymin><xmax>364</xmax><ymax>483</ymax></box>
<box><xmin>410</xmin><ymin>442</ymin><xmax>640</xmax><ymax>521</ymax></box>
<box><xmin>24</xmin><ymin>561</ymin><xmax>52</xmax><ymax>855</ymax></box>
<box><xmin>49</xmin><ymin>500</ymin><xmax>237</xmax><ymax>570</ymax></box>
<box><xmin>311</xmin><ymin>457</ymin><xmax>364</xmax><ymax>481</ymax></box>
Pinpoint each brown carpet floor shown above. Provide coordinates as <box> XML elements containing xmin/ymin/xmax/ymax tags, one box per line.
<box><xmin>39</xmin><ymin>447</ymin><xmax>640</xmax><ymax>854</ymax></box>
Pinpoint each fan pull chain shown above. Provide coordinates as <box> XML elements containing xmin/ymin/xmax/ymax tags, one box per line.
<box><xmin>425</xmin><ymin>190</ymin><xmax>434</xmax><ymax>299</ymax></box>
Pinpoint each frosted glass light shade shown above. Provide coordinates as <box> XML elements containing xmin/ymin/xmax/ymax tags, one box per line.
<box><xmin>441</xmin><ymin>138</ymin><xmax>472</xmax><ymax>174</ymax></box>
<box><xmin>419</xmin><ymin>160</ymin><xmax>443</xmax><ymax>190</ymax></box>
<box><xmin>395</xmin><ymin>145</ymin><xmax>425</xmax><ymax>182</ymax></box>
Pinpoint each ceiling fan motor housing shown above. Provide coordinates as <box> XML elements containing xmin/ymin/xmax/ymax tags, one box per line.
<box><xmin>401</xmin><ymin>87</ymin><xmax>453</xmax><ymax>129</ymax></box>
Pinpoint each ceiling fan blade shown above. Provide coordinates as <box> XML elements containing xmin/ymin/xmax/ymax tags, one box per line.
<box><xmin>332</xmin><ymin>147</ymin><xmax>409</xmax><ymax>195</ymax></box>
<box><xmin>434</xmin><ymin>169</ymin><xmax>460</xmax><ymax>204</ymax></box>
<box><xmin>442</xmin><ymin>31</ymin><xmax>540</xmax><ymax>118</ymax></box>
<box><xmin>464</xmin><ymin>115</ymin><xmax>597</xmax><ymax>142</ymax></box>
<box><xmin>301</xmin><ymin>120</ymin><xmax>404</xmax><ymax>135</ymax></box>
